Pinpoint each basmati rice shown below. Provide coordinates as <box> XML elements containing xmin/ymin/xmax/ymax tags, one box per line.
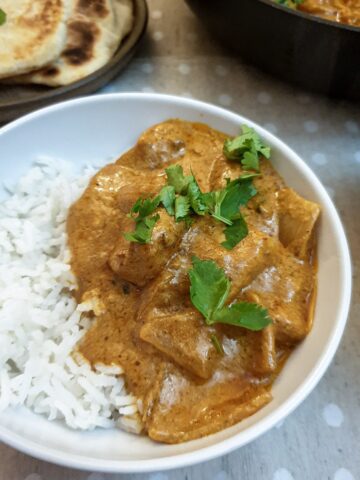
<box><xmin>0</xmin><ymin>157</ymin><xmax>141</xmax><ymax>433</ymax></box>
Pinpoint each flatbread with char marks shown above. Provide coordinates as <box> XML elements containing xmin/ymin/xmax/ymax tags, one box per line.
<box><xmin>0</xmin><ymin>0</ymin><xmax>70</xmax><ymax>79</ymax></box>
<box><xmin>2</xmin><ymin>0</ymin><xmax>133</xmax><ymax>86</ymax></box>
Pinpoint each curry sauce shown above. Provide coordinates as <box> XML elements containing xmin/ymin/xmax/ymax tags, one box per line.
<box><xmin>67</xmin><ymin>120</ymin><xmax>319</xmax><ymax>443</ymax></box>
<box><xmin>300</xmin><ymin>0</ymin><xmax>360</xmax><ymax>27</ymax></box>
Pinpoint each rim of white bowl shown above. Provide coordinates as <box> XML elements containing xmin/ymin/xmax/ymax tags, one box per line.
<box><xmin>0</xmin><ymin>93</ymin><xmax>352</xmax><ymax>473</ymax></box>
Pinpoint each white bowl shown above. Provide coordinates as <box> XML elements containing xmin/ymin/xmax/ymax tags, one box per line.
<box><xmin>0</xmin><ymin>93</ymin><xmax>352</xmax><ymax>473</ymax></box>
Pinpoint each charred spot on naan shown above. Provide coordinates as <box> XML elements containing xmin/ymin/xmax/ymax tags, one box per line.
<box><xmin>77</xmin><ymin>0</ymin><xmax>110</xmax><ymax>18</ymax></box>
<box><xmin>14</xmin><ymin>0</ymin><xmax>64</xmax><ymax>58</ymax></box>
<box><xmin>41</xmin><ymin>66</ymin><xmax>60</xmax><ymax>77</ymax></box>
<box><xmin>62</xmin><ymin>20</ymin><xmax>99</xmax><ymax>66</ymax></box>
<box><xmin>17</xmin><ymin>0</ymin><xmax>63</xmax><ymax>34</ymax></box>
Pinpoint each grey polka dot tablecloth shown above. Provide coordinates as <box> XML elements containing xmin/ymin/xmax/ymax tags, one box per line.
<box><xmin>1</xmin><ymin>1</ymin><xmax>359</xmax><ymax>479</ymax></box>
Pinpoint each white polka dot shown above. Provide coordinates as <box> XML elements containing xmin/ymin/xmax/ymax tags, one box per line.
<box><xmin>257</xmin><ymin>91</ymin><xmax>272</xmax><ymax>105</ymax></box>
<box><xmin>275</xmin><ymin>419</ymin><xmax>285</xmax><ymax>429</ymax></box>
<box><xmin>264</xmin><ymin>123</ymin><xmax>278</xmax><ymax>135</ymax></box>
<box><xmin>334</xmin><ymin>468</ymin><xmax>355</xmax><ymax>480</ymax></box>
<box><xmin>215</xmin><ymin>65</ymin><xmax>228</xmax><ymax>77</ymax></box>
<box><xmin>297</xmin><ymin>93</ymin><xmax>311</xmax><ymax>104</ymax></box>
<box><xmin>304</xmin><ymin>120</ymin><xmax>319</xmax><ymax>133</ymax></box>
<box><xmin>312</xmin><ymin>152</ymin><xmax>328</xmax><ymax>166</ymax></box>
<box><xmin>344</xmin><ymin>120</ymin><xmax>359</xmax><ymax>134</ymax></box>
<box><xmin>149</xmin><ymin>474</ymin><xmax>169</xmax><ymax>480</ymax></box>
<box><xmin>214</xmin><ymin>471</ymin><xmax>230</xmax><ymax>480</ymax></box>
<box><xmin>273</xmin><ymin>468</ymin><xmax>295</xmax><ymax>480</ymax></box>
<box><xmin>218</xmin><ymin>94</ymin><xmax>233</xmax><ymax>106</ymax></box>
<box><xmin>141</xmin><ymin>62</ymin><xmax>154</xmax><ymax>74</ymax></box>
<box><xmin>323</xmin><ymin>403</ymin><xmax>344</xmax><ymax>427</ymax></box>
<box><xmin>181</xmin><ymin>92</ymin><xmax>193</xmax><ymax>98</ymax></box>
<box><xmin>25</xmin><ymin>475</ymin><xmax>42</xmax><ymax>480</ymax></box>
<box><xmin>178</xmin><ymin>63</ymin><xmax>191</xmax><ymax>75</ymax></box>
<box><xmin>354</xmin><ymin>151</ymin><xmax>360</xmax><ymax>163</ymax></box>
<box><xmin>86</xmin><ymin>474</ymin><xmax>105</xmax><ymax>480</ymax></box>
<box><xmin>153</xmin><ymin>31</ymin><xmax>164</xmax><ymax>41</ymax></box>
<box><xmin>151</xmin><ymin>9</ymin><xmax>163</xmax><ymax>20</ymax></box>
<box><xmin>141</xmin><ymin>86</ymin><xmax>155</xmax><ymax>93</ymax></box>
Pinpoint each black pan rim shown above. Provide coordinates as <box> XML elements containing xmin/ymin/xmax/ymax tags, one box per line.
<box><xmin>257</xmin><ymin>0</ymin><xmax>360</xmax><ymax>33</ymax></box>
<box><xmin>0</xmin><ymin>0</ymin><xmax>148</xmax><ymax>110</ymax></box>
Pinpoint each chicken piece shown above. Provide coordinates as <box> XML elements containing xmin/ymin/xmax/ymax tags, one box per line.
<box><xmin>278</xmin><ymin>188</ymin><xmax>320</xmax><ymax>261</ymax></box>
<box><xmin>187</xmin><ymin>220</ymin><xmax>280</xmax><ymax>303</ymax></box>
<box><xmin>138</xmin><ymin>226</ymin><xmax>279</xmax><ymax>378</ymax></box>
<box><xmin>109</xmin><ymin>210</ymin><xmax>185</xmax><ymax>287</ymax></box>
<box><xmin>243</xmin><ymin>245</ymin><xmax>315</xmax><ymax>345</ymax></box>
<box><xmin>138</xmin><ymin>254</ymin><xmax>220</xmax><ymax>379</ymax></box>
<box><xmin>116</xmin><ymin>119</ymin><xmax>226</xmax><ymax>192</ymax></box>
<box><xmin>140</xmin><ymin>311</ymin><xmax>218</xmax><ymax>379</ymax></box>
<box><xmin>146</xmin><ymin>364</ymin><xmax>272</xmax><ymax>443</ymax></box>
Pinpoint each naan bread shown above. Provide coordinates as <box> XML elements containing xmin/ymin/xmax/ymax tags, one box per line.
<box><xmin>0</xmin><ymin>0</ymin><xmax>70</xmax><ymax>79</ymax></box>
<box><xmin>8</xmin><ymin>0</ymin><xmax>133</xmax><ymax>87</ymax></box>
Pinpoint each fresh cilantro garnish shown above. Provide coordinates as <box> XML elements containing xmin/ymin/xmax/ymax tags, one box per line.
<box><xmin>216</xmin><ymin>177</ymin><xmax>257</xmax><ymax>220</ymax></box>
<box><xmin>275</xmin><ymin>0</ymin><xmax>303</xmax><ymax>8</ymax></box>
<box><xmin>189</xmin><ymin>257</ymin><xmax>230</xmax><ymax>320</ymax></box>
<box><xmin>124</xmin><ymin>214</ymin><xmax>160</xmax><ymax>244</ymax></box>
<box><xmin>210</xmin><ymin>333</ymin><xmax>224</xmax><ymax>354</ymax></box>
<box><xmin>189</xmin><ymin>256</ymin><xmax>272</xmax><ymax>331</ymax></box>
<box><xmin>0</xmin><ymin>8</ymin><xmax>6</xmax><ymax>25</ymax></box>
<box><xmin>223</xmin><ymin>125</ymin><xmax>271</xmax><ymax>172</ymax></box>
<box><xmin>164</xmin><ymin>165</ymin><xmax>208</xmax><ymax>223</ymax></box>
<box><xmin>187</xmin><ymin>175</ymin><xmax>208</xmax><ymax>215</ymax></box>
<box><xmin>205</xmin><ymin>177</ymin><xmax>257</xmax><ymax>249</ymax></box>
<box><xmin>124</xmin><ymin>195</ymin><xmax>160</xmax><ymax>244</ymax></box>
<box><xmin>159</xmin><ymin>185</ymin><xmax>176</xmax><ymax>215</ymax></box>
<box><xmin>175</xmin><ymin>195</ymin><xmax>191</xmax><ymax>221</ymax></box>
<box><xmin>165</xmin><ymin>164</ymin><xmax>192</xmax><ymax>194</ymax></box>
<box><xmin>125</xmin><ymin>124</ymin><xmax>267</xmax><ymax>248</ymax></box>
<box><xmin>222</xmin><ymin>217</ymin><xmax>248</xmax><ymax>250</ymax></box>
<box><xmin>213</xmin><ymin>302</ymin><xmax>272</xmax><ymax>330</ymax></box>
<box><xmin>128</xmin><ymin>196</ymin><xmax>160</xmax><ymax>219</ymax></box>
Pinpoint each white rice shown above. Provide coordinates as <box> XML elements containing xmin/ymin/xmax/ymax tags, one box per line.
<box><xmin>0</xmin><ymin>157</ymin><xmax>141</xmax><ymax>433</ymax></box>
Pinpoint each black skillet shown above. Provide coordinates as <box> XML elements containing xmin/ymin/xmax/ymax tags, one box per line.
<box><xmin>185</xmin><ymin>0</ymin><xmax>360</xmax><ymax>101</ymax></box>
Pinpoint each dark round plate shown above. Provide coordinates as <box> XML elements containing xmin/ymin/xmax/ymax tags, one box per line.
<box><xmin>0</xmin><ymin>0</ymin><xmax>148</xmax><ymax>124</ymax></box>
<box><xmin>185</xmin><ymin>0</ymin><xmax>360</xmax><ymax>101</ymax></box>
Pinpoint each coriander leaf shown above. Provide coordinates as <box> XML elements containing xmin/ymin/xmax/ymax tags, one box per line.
<box><xmin>202</xmin><ymin>191</ymin><xmax>216</xmax><ymax>211</ymax></box>
<box><xmin>124</xmin><ymin>214</ymin><xmax>160</xmax><ymax>244</ymax></box>
<box><xmin>189</xmin><ymin>256</ymin><xmax>230</xmax><ymax>322</ymax></box>
<box><xmin>212</xmin><ymin>190</ymin><xmax>232</xmax><ymax>225</ymax></box>
<box><xmin>213</xmin><ymin>302</ymin><xmax>272</xmax><ymax>331</ymax></box>
<box><xmin>242</xmin><ymin>148</ymin><xmax>260</xmax><ymax>171</ymax></box>
<box><xmin>159</xmin><ymin>185</ymin><xmax>176</xmax><ymax>215</ymax></box>
<box><xmin>276</xmin><ymin>0</ymin><xmax>303</xmax><ymax>8</ymax></box>
<box><xmin>223</xmin><ymin>124</ymin><xmax>271</xmax><ymax>171</ymax></box>
<box><xmin>210</xmin><ymin>334</ymin><xmax>224</xmax><ymax>354</ymax></box>
<box><xmin>222</xmin><ymin>216</ymin><xmax>248</xmax><ymax>250</ymax></box>
<box><xmin>175</xmin><ymin>195</ymin><xmax>190</xmax><ymax>222</ymax></box>
<box><xmin>189</xmin><ymin>257</ymin><xmax>272</xmax><ymax>332</ymax></box>
<box><xmin>129</xmin><ymin>195</ymin><xmax>160</xmax><ymax>219</ymax></box>
<box><xmin>219</xmin><ymin>178</ymin><xmax>257</xmax><ymax>220</ymax></box>
<box><xmin>187</xmin><ymin>177</ymin><xmax>208</xmax><ymax>215</ymax></box>
<box><xmin>165</xmin><ymin>165</ymin><xmax>191</xmax><ymax>194</ymax></box>
<box><xmin>0</xmin><ymin>8</ymin><xmax>6</xmax><ymax>26</ymax></box>
<box><xmin>239</xmin><ymin>172</ymin><xmax>261</xmax><ymax>180</ymax></box>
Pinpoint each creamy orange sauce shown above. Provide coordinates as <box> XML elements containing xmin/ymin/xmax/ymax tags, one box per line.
<box><xmin>300</xmin><ymin>0</ymin><xmax>360</xmax><ymax>27</ymax></box>
<box><xmin>67</xmin><ymin>120</ymin><xmax>319</xmax><ymax>443</ymax></box>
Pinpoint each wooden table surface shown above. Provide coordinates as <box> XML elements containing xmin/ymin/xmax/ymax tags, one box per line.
<box><xmin>0</xmin><ymin>0</ymin><xmax>359</xmax><ymax>479</ymax></box>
